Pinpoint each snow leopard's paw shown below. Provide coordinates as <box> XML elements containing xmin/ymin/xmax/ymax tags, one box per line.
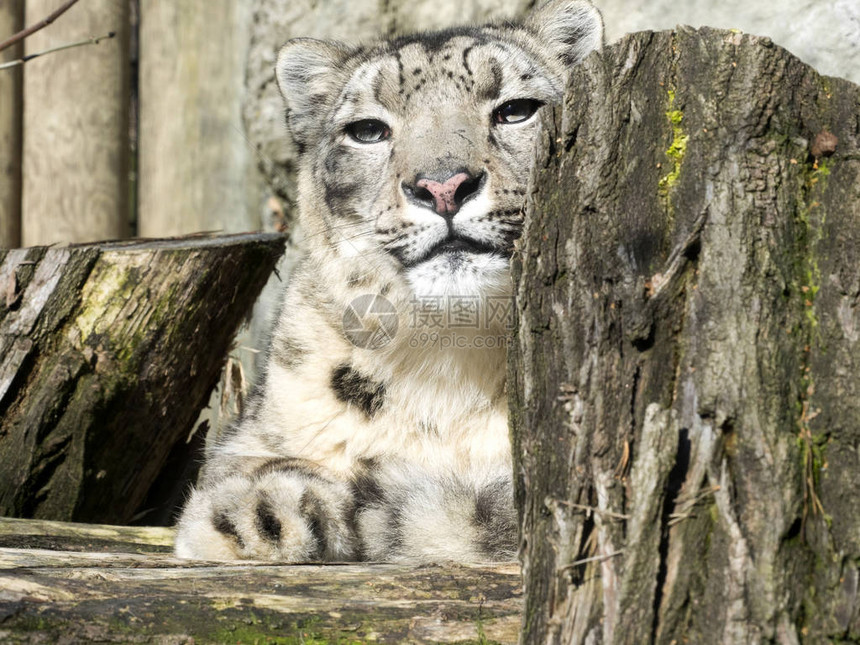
<box><xmin>174</xmin><ymin>460</ymin><xmax>355</xmax><ymax>562</ymax></box>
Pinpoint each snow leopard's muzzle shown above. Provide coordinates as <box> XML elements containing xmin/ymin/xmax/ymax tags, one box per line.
<box><xmin>382</xmin><ymin>163</ymin><xmax>521</xmax><ymax>270</ymax></box>
<box><xmin>392</xmin><ymin>168</ymin><xmax>512</xmax><ymax>268</ymax></box>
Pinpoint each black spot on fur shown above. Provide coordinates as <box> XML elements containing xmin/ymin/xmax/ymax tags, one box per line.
<box><xmin>372</xmin><ymin>70</ymin><xmax>384</xmax><ymax>103</ymax></box>
<box><xmin>462</xmin><ymin>46</ymin><xmax>474</xmax><ymax>77</ymax></box>
<box><xmin>347</xmin><ymin>272</ymin><xmax>372</xmax><ymax>288</ymax></box>
<box><xmin>213</xmin><ymin>512</ymin><xmax>244</xmax><ymax>549</ymax></box>
<box><xmin>255</xmin><ymin>457</ymin><xmax>329</xmax><ymax>482</ymax></box>
<box><xmin>308</xmin><ymin>92</ymin><xmax>328</xmax><ymax>106</ymax></box>
<box><xmin>347</xmin><ymin>459</ymin><xmax>383</xmax><ymax>560</ymax></box>
<box><xmin>323</xmin><ymin>178</ymin><xmax>360</xmax><ymax>201</ymax></box>
<box><xmin>419</xmin><ymin>420</ymin><xmax>439</xmax><ymax>436</ymax></box>
<box><xmin>472</xmin><ymin>479</ymin><xmax>517</xmax><ymax>560</ymax></box>
<box><xmin>331</xmin><ymin>364</ymin><xmax>386</xmax><ymax>418</ymax></box>
<box><xmin>323</xmin><ymin>177</ymin><xmax>362</xmax><ymax>217</ymax></box>
<box><xmin>300</xmin><ymin>490</ymin><xmax>328</xmax><ymax>558</ymax></box>
<box><xmin>395</xmin><ymin>51</ymin><xmax>405</xmax><ymax>92</ymax></box>
<box><xmin>560</xmin><ymin>25</ymin><xmax>591</xmax><ymax>66</ymax></box>
<box><xmin>255</xmin><ymin>500</ymin><xmax>282</xmax><ymax>543</ymax></box>
<box><xmin>386</xmin><ymin>504</ymin><xmax>405</xmax><ymax>551</ymax></box>
<box><xmin>259</xmin><ymin>432</ymin><xmax>285</xmax><ymax>453</ymax></box>
<box><xmin>388</xmin><ymin>27</ymin><xmax>485</xmax><ymax>54</ymax></box>
<box><xmin>480</xmin><ymin>57</ymin><xmax>504</xmax><ymax>101</ymax></box>
<box><xmin>350</xmin><ymin>460</ymin><xmax>384</xmax><ymax>507</ymax></box>
<box><xmin>474</xmin><ymin>491</ymin><xmax>494</xmax><ymax>526</ymax></box>
<box><xmin>271</xmin><ymin>335</ymin><xmax>306</xmax><ymax>370</ymax></box>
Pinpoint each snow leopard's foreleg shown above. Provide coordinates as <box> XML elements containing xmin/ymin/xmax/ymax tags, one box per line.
<box><xmin>174</xmin><ymin>456</ymin><xmax>517</xmax><ymax>562</ymax></box>
<box><xmin>174</xmin><ymin>457</ymin><xmax>358</xmax><ymax>561</ymax></box>
<box><xmin>353</xmin><ymin>461</ymin><xmax>518</xmax><ymax>562</ymax></box>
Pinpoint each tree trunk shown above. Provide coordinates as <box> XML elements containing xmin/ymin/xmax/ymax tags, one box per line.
<box><xmin>0</xmin><ymin>517</ymin><xmax>522</xmax><ymax>644</ymax></box>
<box><xmin>21</xmin><ymin>0</ymin><xmax>129</xmax><ymax>246</ymax></box>
<box><xmin>510</xmin><ymin>28</ymin><xmax>860</xmax><ymax>644</ymax></box>
<box><xmin>0</xmin><ymin>233</ymin><xmax>285</xmax><ymax>526</ymax></box>
<box><xmin>0</xmin><ymin>0</ymin><xmax>23</xmax><ymax>248</ymax></box>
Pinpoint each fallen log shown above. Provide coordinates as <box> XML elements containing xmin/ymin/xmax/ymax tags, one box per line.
<box><xmin>0</xmin><ymin>517</ymin><xmax>522</xmax><ymax>643</ymax></box>
<box><xmin>0</xmin><ymin>233</ymin><xmax>285</xmax><ymax>526</ymax></box>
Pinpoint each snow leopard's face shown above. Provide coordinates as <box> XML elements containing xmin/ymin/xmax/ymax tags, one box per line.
<box><xmin>276</xmin><ymin>0</ymin><xmax>602</xmax><ymax>299</ymax></box>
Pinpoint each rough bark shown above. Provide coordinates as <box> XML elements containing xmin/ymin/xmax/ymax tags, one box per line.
<box><xmin>0</xmin><ymin>233</ymin><xmax>285</xmax><ymax>526</ymax></box>
<box><xmin>21</xmin><ymin>0</ymin><xmax>129</xmax><ymax>246</ymax></box>
<box><xmin>0</xmin><ymin>0</ymin><xmax>23</xmax><ymax>248</ymax></box>
<box><xmin>0</xmin><ymin>517</ymin><xmax>522</xmax><ymax>644</ymax></box>
<box><xmin>510</xmin><ymin>28</ymin><xmax>860</xmax><ymax>644</ymax></box>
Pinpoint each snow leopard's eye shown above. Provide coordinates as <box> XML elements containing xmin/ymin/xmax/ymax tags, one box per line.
<box><xmin>492</xmin><ymin>99</ymin><xmax>544</xmax><ymax>125</ymax></box>
<box><xmin>346</xmin><ymin>119</ymin><xmax>391</xmax><ymax>144</ymax></box>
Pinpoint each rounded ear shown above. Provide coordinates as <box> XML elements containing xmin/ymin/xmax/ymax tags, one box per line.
<box><xmin>525</xmin><ymin>0</ymin><xmax>604</xmax><ymax>66</ymax></box>
<box><xmin>275</xmin><ymin>38</ymin><xmax>353</xmax><ymax>147</ymax></box>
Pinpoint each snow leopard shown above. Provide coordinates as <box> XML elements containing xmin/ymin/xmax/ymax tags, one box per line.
<box><xmin>174</xmin><ymin>0</ymin><xmax>603</xmax><ymax>562</ymax></box>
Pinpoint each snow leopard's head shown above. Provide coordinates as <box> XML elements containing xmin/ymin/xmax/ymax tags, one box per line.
<box><xmin>276</xmin><ymin>0</ymin><xmax>602</xmax><ymax>300</ymax></box>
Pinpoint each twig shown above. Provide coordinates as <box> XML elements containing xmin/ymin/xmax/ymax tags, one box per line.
<box><xmin>560</xmin><ymin>550</ymin><xmax>624</xmax><ymax>570</ymax></box>
<box><xmin>646</xmin><ymin>206</ymin><xmax>709</xmax><ymax>299</ymax></box>
<box><xmin>0</xmin><ymin>32</ymin><xmax>115</xmax><ymax>70</ymax></box>
<box><xmin>0</xmin><ymin>0</ymin><xmax>81</xmax><ymax>53</ymax></box>
<box><xmin>554</xmin><ymin>500</ymin><xmax>630</xmax><ymax>521</ymax></box>
<box><xmin>668</xmin><ymin>485</ymin><xmax>721</xmax><ymax>526</ymax></box>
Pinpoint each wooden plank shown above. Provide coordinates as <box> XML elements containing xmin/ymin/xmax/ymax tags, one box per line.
<box><xmin>138</xmin><ymin>0</ymin><xmax>260</xmax><ymax>237</ymax></box>
<box><xmin>21</xmin><ymin>0</ymin><xmax>129</xmax><ymax>245</ymax></box>
<box><xmin>0</xmin><ymin>0</ymin><xmax>23</xmax><ymax>248</ymax></box>
<box><xmin>0</xmin><ymin>516</ymin><xmax>174</xmax><ymax>548</ymax></box>
<box><xmin>0</xmin><ymin>518</ymin><xmax>523</xmax><ymax>644</ymax></box>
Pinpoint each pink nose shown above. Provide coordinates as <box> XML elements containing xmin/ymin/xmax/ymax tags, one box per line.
<box><xmin>415</xmin><ymin>172</ymin><xmax>472</xmax><ymax>216</ymax></box>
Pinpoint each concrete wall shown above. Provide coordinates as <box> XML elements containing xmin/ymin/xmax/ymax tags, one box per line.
<box><xmin>596</xmin><ymin>0</ymin><xmax>860</xmax><ymax>84</ymax></box>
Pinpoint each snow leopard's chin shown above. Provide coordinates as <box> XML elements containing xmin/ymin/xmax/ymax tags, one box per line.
<box><xmin>404</xmin><ymin>252</ymin><xmax>512</xmax><ymax>300</ymax></box>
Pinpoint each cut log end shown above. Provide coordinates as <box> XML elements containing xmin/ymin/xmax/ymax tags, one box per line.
<box><xmin>0</xmin><ymin>232</ymin><xmax>286</xmax><ymax>526</ymax></box>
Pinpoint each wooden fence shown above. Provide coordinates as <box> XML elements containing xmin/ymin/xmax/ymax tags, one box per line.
<box><xmin>1</xmin><ymin>1</ymin><xmax>24</xmax><ymax>248</ymax></box>
<box><xmin>0</xmin><ymin>0</ymin><xmax>262</xmax><ymax>249</ymax></box>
